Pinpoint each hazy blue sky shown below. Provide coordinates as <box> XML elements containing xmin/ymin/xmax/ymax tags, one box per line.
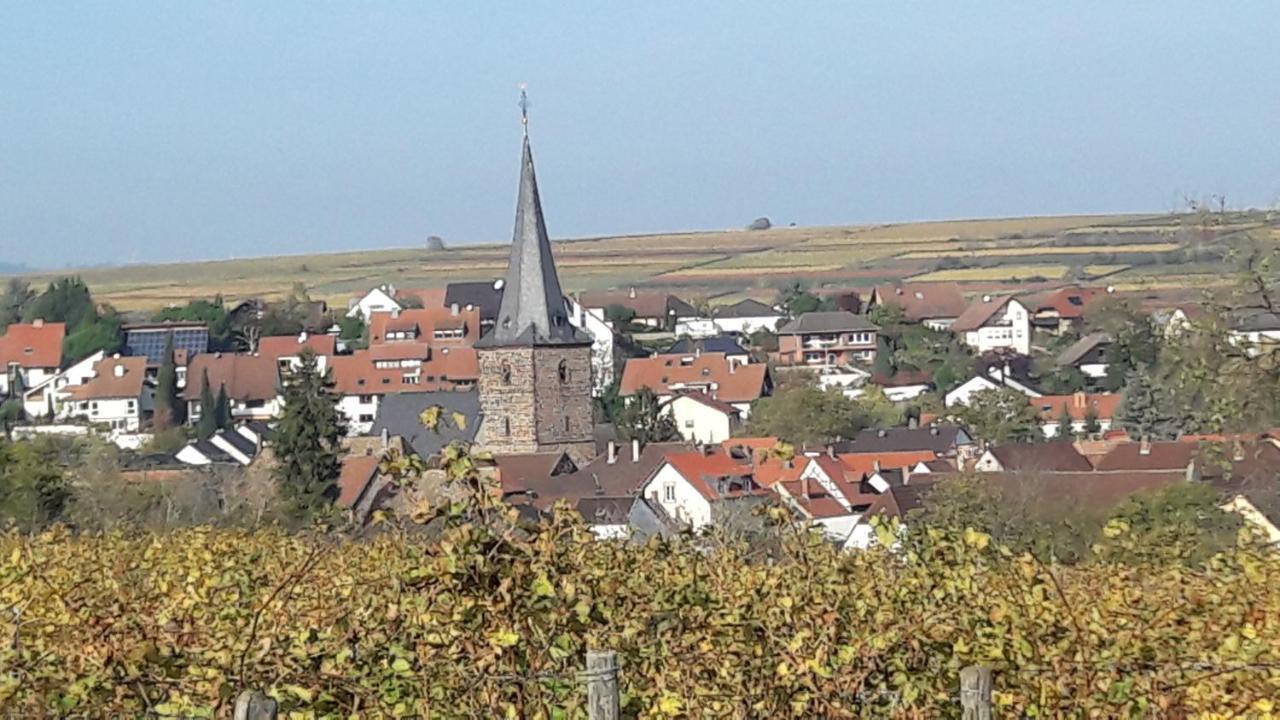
<box><xmin>2</xmin><ymin>2</ymin><xmax>1278</xmax><ymax>267</ymax></box>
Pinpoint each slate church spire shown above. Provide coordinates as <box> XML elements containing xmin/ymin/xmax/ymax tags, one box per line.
<box><xmin>476</xmin><ymin>90</ymin><xmax>591</xmax><ymax>348</ymax></box>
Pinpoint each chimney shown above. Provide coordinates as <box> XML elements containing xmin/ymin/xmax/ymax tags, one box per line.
<box><xmin>826</xmin><ymin>445</ymin><xmax>836</xmax><ymax>460</ymax></box>
<box><xmin>298</xmin><ymin>330</ymin><xmax>308</xmax><ymax>343</ymax></box>
<box><xmin>391</xmin><ymin>307</ymin><xmax>400</xmax><ymax>319</ymax></box>
<box><xmin>32</xmin><ymin>318</ymin><xmax>44</xmax><ymax>328</ymax></box>
<box><xmin>451</xmin><ymin>303</ymin><xmax>460</xmax><ymax>316</ymax></box>
<box><xmin>877</xmin><ymin>429</ymin><xmax>887</xmax><ymax>438</ymax></box>
<box><xmin>1139</xmin><ymin>438</ymin><xmax>1152</xmax><ymax>456</ymax></box>
<box><xmin>628</xmin><ymin>287</ymin><xmax>637</xmax><ymax>299</ymax></box>
<box><xmin>799</xmin><ymin>473</ymin><xmax>810</xmax><ymax>499</ymax></box>
<box><xmin>1232</xmin><ymin>441</ymin><xmax>1246</xmax><ymax>462</ymax></box>
<box><xmin>607</xmin><ymin>441</ymin><xmax>618</xmax><ymax>465</ymax></box>
<box><xmin>113</xmin><ymin>363</ymin><xmax>125</xmax><ymax>378</ymax></box>
<box><xmin>982</xmin><ymin>294</ymin><xmax>992</xmax><ymax>303</ymax></box>
<box><xmin>930</xmin><ymin>427</ymin><xmax>940</xmax><ymax>436</ymax></box>
<box><xmin>592</xmin><ymin>473</ymin><xmax>604</xmax><ymax>496</ymax></box>
<box><xmin>631</xmin><ymin>438</ymin><xmax>641</xmax><ymax>462</ymax></box>
<box><xmin>1073</xmin><ymin>391</ymin><xmax>1086</xmax><ymax>409</ymax></box>
<box><xmin>380</xmin><ymin>427</ymin><xmax>390</xmax><ymax>450</ymax></box>
<box><xmin>872</xmin><ymin>459</ymin><xmax>881</xmax><ymax>474</ymax></box>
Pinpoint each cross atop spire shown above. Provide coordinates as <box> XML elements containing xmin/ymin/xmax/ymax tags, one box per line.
<box><xmin>476</xmin><ymin>114</ymin><xmax>591</xmax><ymax>349</ymax></box>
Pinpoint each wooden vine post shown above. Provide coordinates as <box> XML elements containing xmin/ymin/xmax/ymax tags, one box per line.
<box><xmin>960</xmin><ymin>664</ymin><xmax>993</xmax><ymax>719</ymax></box>
<box><xmin>585</xmin><ymin>649</ymin><xmax>620</xmax><ymax>720</ymax></box>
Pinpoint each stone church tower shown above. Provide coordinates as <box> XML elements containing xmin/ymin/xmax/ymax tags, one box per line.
<box><xmin>474</xmin><ymin>123</ymin><xmax>596</xmax><ymax>462</ymax></box>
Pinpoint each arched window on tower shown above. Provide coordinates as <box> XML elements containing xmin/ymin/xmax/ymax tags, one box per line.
<box><xmin>501</xmin><ymin>362</ymin><xmax>512</xmax><ymax>385</ymax></box>
<box><xmin>503</xmin><ymin>417</ymin><xmax>511</xmax><ymax>436</ymax></box>
<box><xmin>558</xmin><ymin>359</ymin><xmax>569</xmax><ymax>383</ymax></box>
<box><xmin>563</xmin><ymin>415</ymin><xmax>571</xmax><ymax>433</ymax></box>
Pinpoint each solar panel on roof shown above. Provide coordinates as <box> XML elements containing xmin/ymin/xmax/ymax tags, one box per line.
<box><xmin>124</xmin><ymin>327</ymin><xmax>210</xmax><ymax>364</ymax></box>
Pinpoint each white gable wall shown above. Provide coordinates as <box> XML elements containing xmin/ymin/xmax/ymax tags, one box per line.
<box><xmin>642</xmin><ymin>463</ymin><xmax>714</xmax><ymax>531</ymax></box>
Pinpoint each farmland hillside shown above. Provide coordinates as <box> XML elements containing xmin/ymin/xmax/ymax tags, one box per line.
<box><xmin>15</xmin><ymin>211</ymin><xmax>1276</xmax><ymax>313</ymax></box>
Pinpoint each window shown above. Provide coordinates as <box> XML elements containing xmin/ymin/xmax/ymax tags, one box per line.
<box><xmin>503</xmin><ymin>417</ymin><xmax>511</xmax><ymax>436</ymax></box>
<box><xmin>663</xmin><ymin>483</ymin><xmax>676</xmax><ymax>502</ymax></box>
<box><xmin>501</xmin><ymin>363</ymin><xmax>512</xmax><ymax>385</ymax></box>
<box><xmin>563</xmin><ymin>416</ymin><xmax>571</xmax><ymax>432</ymax></box>
<box><xmin>558</xmin><ymin>360</ymin><xmax>569</xmax><ymax>383</ymax></box>
<box><xmin>358</xmin><ymin>413</ymin><xmax>375</xmax><ymax>423</ymax></box>
<box><xmin>684</xmin><ymin>419</ymin><xmax>694</xmax><ymax>428</ymax></box>
<box><xmin>127</xmin><ymin>400</ymin><xmax>136</xmax><ymax>412</ymax></box>
<box><xmin>402</xmin><ymin>374</ymin><xmax>420</xmax><ymax>385</ymax></box>
<box><xmin>359</xmin><ymin>394</ymin><xmax>373</xmax><ymax>403</ymax></box>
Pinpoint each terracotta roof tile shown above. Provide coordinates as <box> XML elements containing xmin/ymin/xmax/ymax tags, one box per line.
<box><xmin>66</xmin><ymin>356</ymin><xmax>148</xmax><ymax>400</ymax></box>
<box><xmin>257</xmin><ymin>334</ymin><xmax>336</xmax><ymax>361</ymax></box>
<box><xmin>620</xmin><ymin>353</ymin><xmax>769</xmax><ymax>404</ymax></box>
<box><xmin>0</xmin><ymin>321</ymin><xmax>65</xmax><ymax>369</ymax></box>
<box><xmin>368</xmin><ymin>306</ymin><xmax>481</xmax><ymax>344</ymax></box>
<box><xmin>951</xmin><ymin>296</ymin><xmax>1015</xmax><ymax>332</ymax></box>
<box><xmin>662</xmin><ymin>449</ymin><xmax>766</xmax><ymax>501</ymax></box>
<box><xmin>328</xmin><ymin>348</ymin><xmax>478</xmax><ymax>395</ymax></box>
<box><xmin>337</xmin><ymin>455</ymin><xmax>380</xmax><ymax>508</ymax></box>
<box><xmin>873</xmin><ymin>283</ymin><xmax>967</xmax><ymax>321</ymax></box>
<box><xmin>1032</xmin><ymin>393</ymin><xmax>1121</xmax><ymax>422</ymax></box>
<box><xmin>837</xmin><ymin>451</ymin><xmax>939</xmax><ymax>475</ymax></box>
<box><xmin>182</xmin><ymin>354</ymin><xmax>280</xmax><ymax>402</ymax></box>
<box><xmin>987</xmin><ymin>442</ymin><xmax>1094</xmax><ymax>472</ymax></box>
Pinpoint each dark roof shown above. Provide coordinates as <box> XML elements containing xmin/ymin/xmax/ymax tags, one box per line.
<box><xmin>123</xmin><ymin>323</ymin><xmax>210</xmax><ymax>366</ymax></box>
<box><xmin>667</xmin><ymin>296</ymin><xmax>699</xmax><ymax>318</ymax></box>
<box><xmin>495</xmin><ymin>452</ymin><xmax>580</xmax><ymax>493</ymax></box>
<box><xmin>444</xmin><ymin>281</ymin><xmax>504</xmax><ymax>321</ymax></box>
<box><xmin>514</xmin><ymin>441</ymin><xmax>690</xmax><ymax>509</ymax></box>
<box><xmin>475</xmin><ymin>134</ymin><xmax>591</xmax><ymax>348</ymax></box>
<box><xmin>1231</xmin><ymin>308</ymin><xmax>1280</xmax><ymax>332</ymax></box>
<box><xmin>243</xmin><ymin>420</ymin><xmax>274</xmax><ymax>441</ymax></box>
<box><xmin>1056</xmin><ymin>332</ymin><xmax>1112</xmax><ymax>367</ymax></box>
<box><xmin>190</xmin><ymin>439</ymin><xmax>235</xmax><ymax>464</ymax></box>
<box><xmin>952</xmin><ymin>296</ymin><xmax>1015</xmax><ymax>332</ymax></box>
<box><xmin>664</xmin><ymin>336</ymin><xmax>750</xmax><ymax>356</ymax></box>
<box><xmin>716</xmin><ymin>299</ymin><xmax>779</xmax><ymax>319</ymax></box>
<box><xmin>574</xmin><ymin>496</ymin><xmax>637</xmax><ymax>525</ymax></box>
<box><xmin>1204</xmin><ymin>442</ymin><xmax>1280</xmax><ymax>524</ymax></box>
<box><xmin>215</xmin><ymin>429</ymin><xmax>258</xmax><ymax>458</ymax></box>
<box><xmin>987</xmin><ymin>442</ymin><xmax>1094</xmax><ymax>472</ymax></box>
<box><xmin>872</xmin><ymin>283</ymin><xmax>968</xmax><ymax>321</ymax></box>
<box><xmin>832</xmin><ymin>425</ymin><xmax>973</xmax><ymax>455</ymax></box>
<box><xmin>369</xmin><ymin>391</ymin><xmax>480</xmax><ymax>459</ymax></box>
<box><xmin>974</xmin><ymin>350</ymin><xmax>1041</xmax><ymax>390</ymax></box>
<box><xmin>119</xmin><ymin>452</ymin><xmax>189</xmax><ymax>471</ymax></box>
<box><xmin>777</xmin><ymin>311</ymin><xmax>879</xmax><ymax>335</ymax></box>
<box><xmin>1093</xmin><ymin>441</ymin><xmax>1196</xmax><ymax>471</ymax></box>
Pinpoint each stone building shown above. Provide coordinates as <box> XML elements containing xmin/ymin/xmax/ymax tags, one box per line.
<box><xmin>473</xmin><ymin>125</ymin><xmax>596</xmax><ymax>462</ymax></box>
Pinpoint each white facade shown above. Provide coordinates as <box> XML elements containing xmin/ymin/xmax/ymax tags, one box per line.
<box><xmin>1040</xmin><ymin>418</ymin><xmax>1113</xmax><ymax>439</ymax></box>
<box><xmin>1</xmin><ymin>365</ymin><xmax>58</xmax><ymax>399</ymax></box>
<box><xmin>815</xmin><ymin>365</ymin><xmax>871</xmax><ymax>397</ymax></box>
<box><xmin>713</xmin><ymin>315</ymin><xmax>783</xmax><ymax>336</ymax></box>
<box><xmin>67</xmin><ymin>396</ymin><xmax>145</xmax><ymax>432</ymax></box>
<box><xmin>20</xmin><ymin>351</ymin><xmax>104</xmax><ymax>418</ymax></box>
<box><xmin>666</xmin><ymin>395</ymin><xmax>738</xmax><ymax>445</ymax></box>
<box><xmin>338</xmin><ymin>393</ymin><xmax>381</xmax><ymax>435</ymax></box>
<box><xmin>945</xmin><ymin>373</ymin><xmax>1042</xmax><ymax>408</ymax></box>
<box><xmin>566</xmin><ymin>296</ymin><xmax>616</xmax><ymax>396</ymax></box>
<box><xmin>642</xmin><ymin>463</ymin><xmax>714</xmax><ymax>531</ymax></box>
<box><xmin>347</xmin><ymin>286</ymin><xmax>402</xmax><ymax>320</ymax></box>
<box><xmin>961</xmin><ymin>299</ymin><xmax>1031</xmax><ymax>355</ymax></box>
<box><xmin>674</xmin><ymin>318</ymin><xmax>718</xmax><ymax>338</ymax></box>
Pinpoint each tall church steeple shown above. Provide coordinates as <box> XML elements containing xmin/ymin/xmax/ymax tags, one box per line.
<box><xmin>476</xmin><ymin>101</ymin><xmax>590</xmax><ymax>348</ymax></box>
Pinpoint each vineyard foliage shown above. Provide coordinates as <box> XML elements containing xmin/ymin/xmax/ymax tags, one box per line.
<box><xmin>2</xmin><ymin>511</ymin><xmax>1280</xmax><ymax>718</ymax></box>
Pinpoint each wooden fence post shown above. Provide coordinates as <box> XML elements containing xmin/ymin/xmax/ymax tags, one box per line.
<box><xmin>234</xmin><ymin>690</ymin><xmax>278</xmax><ymax>720</ymax></box>
<box><xmin>959</xmin><ymin>664</ymin><xmax>992</xmax><ymax>720</ymax></box>
<box><xmin>585</xmin><ymin>649</ymin><xmax>620</xmax><ymax>720</ymax></box>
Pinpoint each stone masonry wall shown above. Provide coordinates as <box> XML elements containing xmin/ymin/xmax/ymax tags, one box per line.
<box><xmin>476</xmin><ymin>344</ymin><xmax>596</xmax><ymax>462</ymax></box>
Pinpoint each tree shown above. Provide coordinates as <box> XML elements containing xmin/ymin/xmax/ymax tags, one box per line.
<box><xmin>153</xmin><ymin>297</ymin><xmax>233</xmax><ymax>350</ymax></box>
<box><xmin>273</xmin><ymin>350</ymin><xmax>346</xmax><ymax>520</ymax></box>
<box><xmin>153</xmin><ymin>335</ymin><xmax>183</xmax><ymax>430</ymax></box>
<box><xmin>747</xmin><ymin>386</ymin><xmax>865</xmax><ymax>446</ymax></box>
<box><xmin>1082</xmin><ymin>406</ymin><xmax>1102</xmax><ymax>437</ymax></box>
<box><xmin>1093</xmin><ymin>483</ymin><xmax>1243</xmax><ymax>565</ymax></box>
<box><xmin>0</xmin><ymin>278</ymin><xmax>34</xmax><ymax>332</ymax></box>
<box><xmin>852</xmin><ymin>385</ymin><xmax>902</xmax><ymax>428</ymax></box>
<box><xmin>338</xmin><ymin>314</ymin><xmax>366</xmax><ymax>348</ymax></box>
<box><xmin>214</xmin><ymin>384</ymin><xmax>231</xmax><ymax>430</ymax></box>
<box><xmin>614</xmin><ymin>387</ymin><xmax>679</xmax><ymax>446</ymax></box>
<box><xmin>0</xmin><ymin>436</ymin><xmax>70</xmax><ymax>531</ymax></box>
<box><xmin>872</xmin><ymin>336</ymin><xmax>895</xmax><ymax>377</ymax></box>
<box><xmin>196</xmin><ymin>370</ymin><xmax>218</xmax><ymax>440</ymax></box>
<box><xmin>604</xmin><ymin>304</ymin><xmax>636</xmax><ymax>330</ymax></box>
<box><xmin>1056</xmin><ymin>403</ymin><xmax>1076</xmax><ymax>439</ymax></box>
<box><xmin>777</xmin><ymin>282</ymin><xmax>833</xmax><ymax>317</ymax></box>
<box><xmin>22</xmin><ymin>277</ymin><xmax>123</xmax><ymax>362</ymax></box>
<box><xmin>1116</xmin><ymin>367</ymin><xmax>1179</xmax><ymax>441</ymax></box>
<box><xmin>952</xmin><ymin>387</ymin><xmax>1040</xmax><ymax>445</ymax></box>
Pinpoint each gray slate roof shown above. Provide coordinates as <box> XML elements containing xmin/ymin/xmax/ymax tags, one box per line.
<box><xmin>831</xmin><ymin>425</ymin><xmax>973</xmax><ymax>454</ymax></box>
<box><xmin>715</xmin><ymin>299</ymin><xmax>779</xmax><ymax>319</ymax></box>
<box><xmin>1231</xmin><ymin>308</ymin><xmax>1280</xmax><ymax>332</ymax></box>
<box><xmin>476</xmin><ymin>134</ymin><xmax>592</xmax><ymax>348</ymax></box>
<box><xmin>777</xmin><ymin>311</ymin><xmax>879</xmax><ymax>335</ymax></box>
<box><xmin>370</xmin><ymin>391</ymin><xmax>481</xmax><ymax>459</ymax></box>
<box><xmin>1056</xmin><ymin>332</ymin><xmax>1112</xmax><ymax>367</ymax></box>
<box><xmin>665</xmin><ymin>336</ymin><xmax>750</xmax><ymax>356</ymax></box>
<box><xmin>444</xmin><ymin>281</ymin><xmax>504</xmax><ymax>321</ymax></box>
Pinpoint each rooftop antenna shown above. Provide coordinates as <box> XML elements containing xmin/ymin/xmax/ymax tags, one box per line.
<box><xmin>518</xmin><ymin>83</ymin><xmax>529</xmax><ymax>135</ymax></box>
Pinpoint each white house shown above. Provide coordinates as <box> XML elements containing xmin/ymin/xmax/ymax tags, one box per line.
<box><xmin>666</xmin><ymin>393</ymin><xmax>741</xmax><ymax>445</ymax></box>
<box><xmin>814</xmin><ymin>365</ymin><xmax>872</xmax><ymax>398</ymax></box>
<box><xmin>20</xmin><ymin>350</ymin><xmax>104</xmax><ymax>419</ymax></box>
<box><xmin>565</xmin><ymin>295</ymin><xmax>616</xmax><ymax>395</ymax></box>
<box><xmin>62</xmin><ymin>356</ymin><xmax>152</xmax><ymax>432</ymax></box>
<box><xmin>711</xmin><ymin>299</ymin><xmax>784</xmax><ymax>336</ymax></box>
<box><xmin>0</xmin><ymin>320</ymin><xmax>66</xmax><ymax>398</ymax></box>
<box><xmin>944</xmin><ymin>365</ymin><xmax>1043</xmax><ymax>408</ymax></box>
<box><xmin>640</xmin><ymin>449</ymin><xmax>768</xmax><ymax>531</ymax></box>
<box><xmin>673</xmin><ymin>317</ymin><xmax>718</xmax><ymax>339</ymax></box>
<box><xmin>346</xmin><ymin>285</ymin><xmax>404</xmax><ymax>320</ymax></box>
<box><xmin>951</xmin><ymin>296</ymin><xmax>1031</xmax><ymax>355</ymax></box>
<box><xmin>1056</xmin><ymin>332</ymin><xmax>1112</xmax><ymax>380</ymax></box>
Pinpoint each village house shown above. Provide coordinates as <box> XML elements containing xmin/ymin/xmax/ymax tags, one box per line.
<box><xmin>665</xmin><ymin>392</ymin><xmax>742</xmax><ymax>444</ymax></box>
<box><xmin>640</xmin><ymin>447</ymin><xmax>771</xmax><ymax>531</ymax></box>
<box><xmin>1033</xmin><ymin>392</ymin><xmax>1120</xmax><ymax>438</ymax></box>
<box><xmin>62</xmin><ymin>355</ymin><xmax>151</xmax><ymax>432</ymax></box>
<box><xmin>579</xmin><ymin>288</ymin><xmax>699</xmax><ymax>330</ymax></box>
<box><xmin>121</xmin><ymin>321</ymin><xmax>209</xmax><ymax>368</ymax></box>
<box><xmin>1228</xmin><ymin>308</ymin><xmax>1280</xmax><ymax>355</ymax></box>
<box><xmin>1022</xmin><ymin>286</ymin><xmax>1107</xmax><ymax>335</ymax></box>
<box><xmin>564</xmin><ymin>294</ymin><xmax>616</xmax><ymax>395</ymax></box>
<box><xmin>183</xmin><ymin>353</ymin><xmax>283</xmax><ymax>424</ymax></box>
<box><xmin>1056</xmin><ymin>332</ymin><xmax>1113</xmax><ymax>381</ymax></box>
<box><xmin>368</xmin><ymin>305</ymin><xmax>482</xmax><ymax>346</ymax></box>
<box><xmin>618</xmin><ymin>352</ymin><xmax>771</xmax><ymax>417</ymax></box>
<box><xmin>664</xmin><ymin>336</ymin><xmax>752</xmax><ymax>364</ymax></box>
<box><xmin>951</xmin><ymin>295</ymin><xmax>1031</xmax><ymax>355</ymax></box>
<box><xmin>710</xmin><ymin>299</ymin><xmax>784</xmax><ymax>336</ymax></box>
<box><xmin>774</xmin><ymin>311</ymin><xmax>879</xmax><ymax>367</ymax></box>
<box><xmin>328</xmin><ymin>347</ymin><xmax>479</xmax><ymax>434</ymax></box>
<box><xmin>945</xmin><ymin>355</ymin><xmax>1043</xmax><ymax>408</ymax></box>
<box><xmin>443</xmin><ymin>281</ymin><xmax>505</xmax><ymax>331</ymax></box>
<box><xmin>0</xmin><ymin>320</ymin><xmax>65</xmax><ymax>397</ymax></box>
<box><xmin>867</xmin><ymin>369</ymin><xmax>934</xmax><ymax>402</ymax></box>
<box><xmin>257</xmin><ymin>333</ymin><xmax>336</xmax><ymax>373</ymax></box>
<box><xmin>867</xmin><ymin>282</ymin><xmax>967</xmax><ymax>330</ymax></box>
<box><xmin>19</xmin><ymin>350</ymin><xmax>104</xmax><ymax>419</ymax></box>
<box><xmin>831</xmin><ymin>425</ymin><xmax>977</xmax><ymax>459</ymax></box>
<box><xmin>974</xmin><ymin>441</ymin><xmax>1095</xmax><ymax>473</ymax></box>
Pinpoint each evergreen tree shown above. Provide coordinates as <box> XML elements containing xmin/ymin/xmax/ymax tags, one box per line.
<box><xmin>953</xmin><ymin>387</ymin><xmax>1041</xmax><ymax>446</ymax></box>
<box><xmin>273</xmin><ymin>350</ymin><xmax>345</xmax><ymax>520</ymax></box>
<box><xmin>1056</xmin><ymin>403</ymin><xmax>1076</xmax><ymax>439</ymax></box>
<box><xmin>615</xmin><ymin>387</ymin><xmax>680</xmax><ymax>446</ymax></box>
<box><xmin>1082</xmin><ymin>406</ymin><xmax>1102</xmax><ymax>437</ymax></box>
<box><xmin>214</xmin><ymin>383</ymin><xmax>231</xmax><ymax>430</ymax></box>
<box><xmin>196</xmin><ymin>369</ymin><xmax>217</xmax><ymax>440</ymax></box>
<box><xmin>0</xmin><ymin>278</ymin><xmax>34</xmax><ymax>332</ymax></box>
<box><xmin>153</xmin><ymin>335</ymin><xmax>182</xmax><ymax>430</ymax></box>
<box><xmin>1116</xmin><ymin>367</ymin><xmax>1178</xmax><ymax>440</ymax></box>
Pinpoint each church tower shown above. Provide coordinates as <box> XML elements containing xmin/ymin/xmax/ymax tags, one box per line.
<box><xmin>474</xmin><ymin>104</ymin><xmax>596</xmax><ymax>462</ymax></box>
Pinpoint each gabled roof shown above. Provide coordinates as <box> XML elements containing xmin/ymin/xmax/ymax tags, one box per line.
<box><xmin>495</xmin><ymin>452</ymin><xmax>579</xmax><ymax>492</ymax></box>
<box><xmin>328</xmin><ymin>348</ymin><xmax>478</xmax><ymax>395</ymax></box>
<box><xmin>1093</xmin><ymin>441</ymin><xmax>1197</xmax><ymax>471</ymax></box>
<box><xmin>1024</xmin><ymin>286</ymin><xmax>1106</xmax><ymax>319</ymax></box>
<box><xmin>214</xmin><ymin>428</ymin><xmax>258</xmax><ymax>459</ymax></box>
<box><xmin>1056</xmin><ymin>332</ymin><xmax>1112</xmax><ymax>367</ymax></box>
<box><xmin>368</xmin><ymin>306</ymin><xmax>480</xmax><ymax>344</ymax></box>
<box><xmin>777</xmin><ymin>311</ymin><xmax>879</xmax><ymax>335</ymax></box>
<box><xmin>872</xmin><ymin>282</ymin><xmax>967</xmax><ymax>321</ymax></box>
<box><xmin>521</xmin><ymin>441</ymin><xmax>690</xmax><ymax>510</ymax></box>
<box><xmin>837</xmin><ymin>450</ymin><xmax>939</xmax><ymax>475</ymax></box>
<box><xmin>619</xmin><ymin>353</ymin><xmax>769</xmax><ymax>404</ymax></box>
<box><xmin>925</xmin><ymin>470</ymin><xmax>1187</xmax><ymax>514</ymax></box>
<box><xmin>1230</xmin><ymin>308</ymin><xmax>1280</xmax><ymax>332</ymax></box>
<box><xmin>832</xmin><ymin>425</ymin><xmax>972</xmax><ymax>455</ymax></box>
<box><xmin>369</xmin><ymin>391</ymin><xmax>480</xmax><ymax>459</ymax></box>
<box><xmin>66</xmin><ymin>356</ymin><xmax>148</xmax><ymax>400</ymax></box>
<box><xmin>1033</xmin><ymin>393</ymin><xmax>1122</xmax><ymax>422</ymax></box>
<box><xmin>443</xmin><ymin>281</ymin><xmax>504</xmax><ymax>321</ymax></box>
<box><xmin>715</xmin><ymin>299</ymin><xmax>780</xmax><ymax>319</ymax></box>
<box><xmin>665</xmin><ymin>336</ymin><xmax>750</xmax><ymax>357</ymax></box>
<box><xmin>986</xmin><ymin>442</ymin><xmax>1094</xmax><ymax>472</ymax></box>
<box><xmin>476</xmin><ymin>133</ymin><xmax>591</xmax><ymax>348</ymax></box>
<box><xmin>182</xmin><ymin>353</ymin><xmax>281</xmax><ymax>402</ymax></box>
<box><xmin>670</xmin><ymin>392</ymin><xmax>741</xmax><ymax>416</ymax></box>
<box><xmin>952</xmin><ymin>296</ymin><xmax>1017</xmax><ymax>332</ymax></box>
<box><xmin>660</xmin><ymin>449</ymin><xmax>768</xmax><ymax>502</ymax></box>
<box><xmin>574</xmin><ymin>496</ymin><xmax>638</xmax><ymax>525</ymax></box>
<box><xmin>578</xmin><ymin>290</ymin><xmax>695</xmax><ymax>319</ymax></box>
<box><xmin>0</xmin><ymin>321</ymin><xmax>65</xmax><ymax>369</ymax></box>
<box><xmin>337</xmin><ymin>455</ymin><xmax>380</xmax><ymax>508</ymax></box>
<box><xmin>257</xmin><ymin>334</ymin><xmax>336</xmax><ymax>361</ymax></box>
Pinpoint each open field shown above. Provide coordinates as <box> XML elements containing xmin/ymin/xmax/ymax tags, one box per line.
<box><xmin>9</xmin><ymin>211</ymin><xmax>1277</xmax><ymax>314</ymax></box>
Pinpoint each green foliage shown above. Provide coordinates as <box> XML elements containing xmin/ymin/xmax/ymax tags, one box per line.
<box><xmin>603</xmin><ymin>303</ymin><xmax>636</xmax><ymax>330</ymax></box>
<box><xmin>866</xmin><ymin>301</ymin><xmax>906</xmax><ymax>329</ymax></box>
<box><xmin>1116</xmin><ymin>366</ymin><xmax>1179</xmax><ymax>441</ymax></box>
<box><xmin>776</xmin><ymin>282</ymin><xmax>834</xmax><ymax>317</ymax></box>
<box><xmin>0</xmin><ymin>437</ymin><xmax>70</xmax><ymax>531</ymax></box>
<box><xmin>337</xmin><ymin>314</ymin><xmax>366</xmax><ymax>347</ymax></box>
<box><xmin>153</xmin><ymin>335</ymin><xmax>183</xmax><ymax>430</ymax></box>
<box><xmin>1088</xmin><ymin>297</ymin><xmax>1160</xmax><ymax>392</ymax></box>
<box><xmin>747</xmin><ymin>327</ymin><xmax>778</xmax><ymax>354</ymax></box>
<box><xmin>21</xmin><ymin>277</ymin><xmax>123</xmax><ymax>362</ymax></box>
<box><xmin>951</xmin><ymin>387</ymin><xmax>1041</xmax><ymax>445</ymax></box>
<box><xmin>1056</xmin><ymin>402</ymin><xmax>1076</xmax><ymax>439</ymax></box>
<box><xmin>153</xmin><ymin>297</ymin><xmax>234</xmax><ymax>350</ymax></box>
<box><xmin>614</xmin><ymin>387</ymin><xmax>679</xmax><ymax>445</ymax></box>
<box><xmin>273</xmin><ymin>350</ymin><xmax>345</xmax><ymax>520</ymax></box>
<box><xmin>195</xmin><ymin>369</ymin><xmax>218</xmax><ymax>441</ymax></box>
<box><xmin>1093</xmin><ymin>483</ymin><xmax>1243</xmax><ymax>565</ymax></box>
<box><xmin>850</xmin><ymin>385</ymin><xmax>901</xmax><ymax>428</ymax></box>
<box><xmin>747</xmin><ymin>385</ymin><xmax>868</xmax><ymax>445</ymax></box>
<box><xmin>0</xmin><ymin>278</ymin><xmax>35</xmax><ymax>333</ymax></box>
<box><xmin>213</xmin><ymin>384</ymin><xmax>231</xmax><ymax>431</ymax></box>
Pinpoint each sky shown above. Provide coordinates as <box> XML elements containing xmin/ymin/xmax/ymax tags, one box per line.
<box><xmin>2</xmin><ymin>2</ymin><xmax>1278</xmax><ymax>268</ymax></box>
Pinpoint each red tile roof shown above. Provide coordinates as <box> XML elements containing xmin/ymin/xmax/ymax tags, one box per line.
<box><xmin>368</xmin><ymin>306</ymin><xmax>481</xmax><ymax>345</ymax></box>
<box><xmin>182</xmin><ymin>353</ymin><xmax>281</xmax><ymax>402</ymax></box>
<box><xmin>662</xmin><ymin>449</ymin><xmax>767</xmax><ymax>501</ymax></box>
<box><xmin>66</xmin><ymin>356</ymin><xmax>148</xmax><ymax>400</ymax></box>
<box><xmin>257</xmin><ymin>334</ymin><xmax>336</xmax><ymax>361</ymax></box>
<box><xmin>873</xmin><ymin>283</ymin><xmax>967</xmax><ymax>321</ymax></box>
<box><xmin>951</xmin><ymin>296</ymin><xmax>1015</xmax><ymax>332</ymax></box>
<box><xmin>327</xmin><ymin>348</ymin><xmax>479</xmax><ymax>395</ymax></box>
<box><xmin>0</xmin><ymin>321</ymin><xmax>65</xmax><ymax>369</ymax></box>
<box><xmin>986</xmin><ymin>442</ymin><xmax>1094</xmax><ymax>472</ymax></box>
<box><xmin>1032</xmin><ymin>393</ymin><xmax>1122</xmax><ymax>422</ymax></box>
<box><xmin>1025</xmin><ymin>286</ymin><xmax>1106</xmax><ymax>320</ymax></box>
<box><xmin>1093</xmin><ymin>441</ymin><xmax>1197</xmax><ymax>471</ymax></box>
<box><xmin>672</xmin><ymin>391</ymin><xmax>741</xmax><ymax>416</ymax></box>
<box><xmin>837</xmin><ymin>451</ymin><xmax>938</xmax><ymax>475</ymax></box>
<box><xmin>337</xmin><ymin>455</ymin><xmax>380</xmax><ymax>508</ymax></box>
<box><xmin>620</xmin><ymin>353</ymin><xmax>769</xmax><ymax>404</ymax></box>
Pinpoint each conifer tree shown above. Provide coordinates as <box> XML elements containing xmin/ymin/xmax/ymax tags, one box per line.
<box><xmin>615</xmin><ymin>387</ymin><xmax>679</xmax><ymax>446</ymax></box>
<box><xmin>214</xmin><ymin>383</ymin><xmax>231</xmax><ymax>430</ymax></box>
<box><xmin>196</xmin><ymin>369</ymin><xmax>217</xmax><ymax>440</ymax></box>
<box><xmin>153</xmin><ymin>335</ymin><xmax>182</xmax><ymax>429</ymax></box>
<box><xmin>1056</xmin><ymin>403</ymin><xmax>1076</xmax><ymax>439</ymax></box>
<box><xmin>1116</xmin><ymin>366</ymin><xmax>1178</xmax><ymax>440</ymax></box>
<box><xmin>273</xmin><ymin>349</ymin><xmax>345</xmax><ymax>520</ymax></box>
